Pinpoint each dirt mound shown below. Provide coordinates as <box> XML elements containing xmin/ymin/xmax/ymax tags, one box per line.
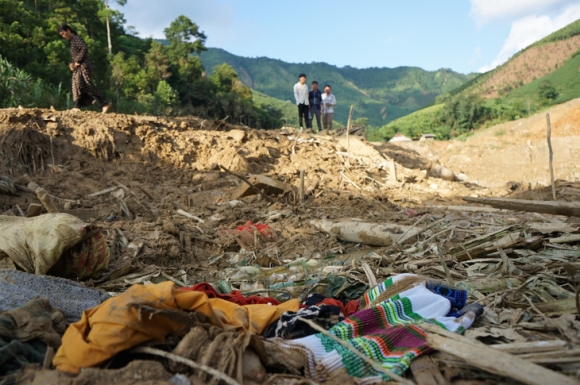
<box><xmin>3</xmin><ymin>108</ymin><xmax>580</xmax><ymax>384</ymax></box>
<box><xmin>0</xmin><ymin>107</ymin><xmax>484</xmax><ymax>283</ymax></box>
<box><xmin>404</xmin><ymin>98</ymin><xmax>580</xmax><ymax>190</ymax></box>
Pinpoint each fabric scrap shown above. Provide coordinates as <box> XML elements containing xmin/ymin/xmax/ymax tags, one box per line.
<box><xmin>273</xmin><ymin>274</ymin><xmax>481</xmax><ymax>384</ymax></box>
<box><xmin>0</xmin><ymin>269</ymin><xmax>110</xmax><ymax>323</ymax></box>
<box><xmin>264</xmin><ymin>304</ymin><xmax>342</xmax><ymax>339</ymax></box>
<box><xmin>180</xmin><ymin>282</ymin><xmax>281</xmax><ymax>306</ymax></box>
<box><xmin>54</xmin><ymin>281</ymin><xmax>299</xmax><ymax>374</ymax></box>
<box><xmin>302</xmin><ymin>293</ymin><xmax>360</xmax><ymax>317</ymax></box>
<box><xmin>0</xmin><ymin>298</ymin><xmax>66</xmax><ymax>382</ymax></box>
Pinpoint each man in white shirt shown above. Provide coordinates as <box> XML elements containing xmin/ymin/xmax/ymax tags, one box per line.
<box><xmin>293</xmin><ymin>73</ymin><xmax>310</xmax><ymax>130</ymax></box>
<box><xmin>321</xmin><ymin>84</ymin><xmax>336</xmax><ymax>131</ymax></box>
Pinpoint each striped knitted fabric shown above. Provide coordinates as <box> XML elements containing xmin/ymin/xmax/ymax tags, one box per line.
<box><xmin>274</xmin><ymin>274</ymin><xmax>479</xmax><ymax>384</ymax></box>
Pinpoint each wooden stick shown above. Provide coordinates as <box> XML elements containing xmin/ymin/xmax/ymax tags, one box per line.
<box><xmin>409</xmin><ymin>355</ymin><xmax>446</xmax><ymax>385</ymax></box>
<box><xmin>547</xmin><ymin>113</ymin><xmax>556</xmax><ymax>201</ymax></box>
<box><xmin>297</xmin><ymin>317</ymin><xmax>415</xmax><ymax>384</ymax></box>
<box><xmin>339</xmin><ymin>171</ymin><xmax>362</xmax><ymax>190</ymax></box>
<box><xmin>87</xmin><ymin>186</ymin><xmax>121</xmax><ymax>198</ymax></box>
<box><xmin>218</xmin><ymin>165</ymin><xmax>275</xmax><ymax>203</ymax></box>
<box><xmin>299</xmin><ymin>169</ymin><xmax>305</xmax><ymax>204</ymax></box>
<box><xmin>425</xmin><ymin>331</ymin><xmax>578</xmax><ymax>385</ymax></box>
<box><xmin>132</xmin><ymin>346</ymin><xmax>241</xmax><ymax>385</ymax></box>
<box><xmin>462</xmin><ymin>196</ymin><xmax>580</xmax><ymax>217</ymax></box>
<box><xmin>490</xmin><ymin>339</ymin><xmax>567</xmax><ymax>354</ymax></box>
<box><xmin>292</xmin><ymin>127</ymin><xmax>303</xmax><ymax>155</ymax></box>
<box><xmin>176</xmin><ymin>208</ymin><xmax>205</xmax><ymax>223</ymax></box>
<box><xmin>346</xmin><ymin>105</ymin><xmax>354</xmax><ymax>167</ymax></box>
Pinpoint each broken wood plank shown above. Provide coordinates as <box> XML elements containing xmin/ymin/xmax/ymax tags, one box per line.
<box><xmin>36</xmin><ymin>187</ymin><xmax>59</xmax><ymax>213</ymax></box>
<box><xmin>225</xmin><ymin>171</ymin><xmax>282</xmax><ymax>202</ymax></box>
<box><xmin>26</xmin><ymin>203</ymin><xmax>43</xmax><ymax>218</ymax></box>
<box><xmin>463</xmin><ymin>196</ymin><xmax>580</xmax><ymax>217</ymax></box>
<box><xmin>409</xmin><ymin>355</ymin><xmax>446</xmax><ymax>385</ymax></box>
<box><xmin>426</xmin><ymin>331</ymin><xmax>578</xmax><ymax>385</ymax></box>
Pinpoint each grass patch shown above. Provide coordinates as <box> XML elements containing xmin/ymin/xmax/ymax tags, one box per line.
<box><xmin>494</xmin><ymin>128</ymin><xmax>507</xmax><ymax>136</ymax></box>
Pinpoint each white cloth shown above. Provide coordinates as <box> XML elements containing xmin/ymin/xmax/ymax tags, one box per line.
<box><xmin>294</xmin><ymin>82</ymin><xmax>309</xmax><ymax>105</ymax></box>
<box><xmin>321</xmin><ymin>93</ymin><xmax>336</xmax><ymax>114</ymax></box>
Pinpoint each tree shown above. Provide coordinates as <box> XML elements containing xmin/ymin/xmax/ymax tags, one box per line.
<box><xmin>538</xmin><ymin>80</ymin><xmax>558</xmax><ymax>103</ymax></box>
<box><xmin>164</xmin><ymin>15</ymin><xmax>206</xmax><ymax>65</ymax></box>
<box><xmin>99</xmin><ymin>0</ymin><xmax>127</xmax><ymax>55</ymax></box>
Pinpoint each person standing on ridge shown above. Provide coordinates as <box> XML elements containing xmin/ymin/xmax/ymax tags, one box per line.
<box><xmin>293</xmin><ymin>74</ymin><xmax>310</xmax><ymax>130</ymax></box>
<box><xmin>58</xmin><ymin>24</ymin><xmax>112</xmax><ymax>113</ymax></box>
<box><xmin>321</xmin><ymin>84</ymin><xmax>336</xmax><ymax>131</ymax></box>
<box><xmin>308</xmin><ymin>81</ymin><xmax>322</xmax><ymax>132</ymax></box>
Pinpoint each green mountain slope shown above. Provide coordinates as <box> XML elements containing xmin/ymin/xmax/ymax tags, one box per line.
<box><xmin>200</xmin><ymin>48</ymin><xmax>473</xmax><ymax>127</ymax></box>
<box><xmin>379</xmin><ymin>19</ymin><xmax>580</xmax><ymax>141</ymax></box>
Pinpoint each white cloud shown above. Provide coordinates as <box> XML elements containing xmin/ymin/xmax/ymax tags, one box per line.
<box><xmin>470</xmin><ymin>0</ymin><xmax>576</xmax><ymax>26</ymax></box>
<box><xmin>110</xmin><ymin>1</ymin><xmax>239</xmax><ymax>46</ymax></box>
<box><xmin>468</xmin><ymin>46</ymin><xmax>482</xmax><ymax>64</ymax></box>
<box><xmin>478</xmin><ymin>4</ymin><xmax>580</xmax><ymax>72</ymax></box>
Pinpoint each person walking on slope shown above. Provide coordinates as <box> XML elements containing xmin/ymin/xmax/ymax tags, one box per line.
<box><xmin>293</xmin><ymin>74</ymin><xmax>310</xmax><ymax>130</ymax></box>
<box><xmin>321</xmin><ymin>85</ymin><xmax>336</xmax><ymax>131</ymax></box>
<box><xmin>58</xmin><ymin>24</ymin><xmax>111</xmax><ymax>113</ymax></box>
<box><xmin>308</xmin><ymin>81</ymin><xmax>322</xmax><ymax>132</ymax></box>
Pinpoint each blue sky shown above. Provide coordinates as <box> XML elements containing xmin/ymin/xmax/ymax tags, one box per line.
<box><xmin>113</xmin><ymin>0</ymin><xmax>580</xmax><ymax>74</ymax></box>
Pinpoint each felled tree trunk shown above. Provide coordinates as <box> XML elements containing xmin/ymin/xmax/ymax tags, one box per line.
<box><xmin>310</xmin><ymin>219</ymin><xmax>422</xmax><ymax>246</ymax></box>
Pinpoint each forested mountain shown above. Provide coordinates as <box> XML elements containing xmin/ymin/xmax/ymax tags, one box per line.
<box><xmin>200</xmin><ymin>48</ymin><xmax>475</xmax><ymax>127</ymax></box>
<box><xmin>378</xmin><ymin>19</ymin><xmax>580</xmax><ymax>141</ymax></box>
<box><xmin>0</xmin><ymin>0</ymin><xmax>283</xmax><ymax>128</ymax></box>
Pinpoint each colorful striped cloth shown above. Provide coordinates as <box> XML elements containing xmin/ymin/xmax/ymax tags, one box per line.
<box><xmin>273</xmin><ymin>274</ymin><xmax>481</xmax><ymax>383</ymax></box>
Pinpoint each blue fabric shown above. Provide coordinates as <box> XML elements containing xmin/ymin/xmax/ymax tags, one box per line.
<box><xmin>309</xmin><ymin>90</ymin><xmax>322</xmax><ymax>110</ymax></box>
<box><xmin>425</xmin><ymin>281</ymin><xmax>467</xmax><ymax>308</ymax></box>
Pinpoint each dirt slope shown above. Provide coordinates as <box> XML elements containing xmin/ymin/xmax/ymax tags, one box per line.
<box><xmin>478</xmin><ymin>36</ymin><xmax>580</xmax><ymax>98</ymax></box>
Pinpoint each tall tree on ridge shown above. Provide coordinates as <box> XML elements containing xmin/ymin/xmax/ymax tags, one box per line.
<box><xmin>99</xmin><ymin>0</ymin><xmax>127</xmax><ymax>54</ymax></box>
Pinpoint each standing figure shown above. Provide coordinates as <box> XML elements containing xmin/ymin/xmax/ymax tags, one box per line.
<box><xmin>293</xmin><ymin>73</ymin><xmax>310</xmax><ymax>130</ymax></box>
<box><xmin>321</xmin><ymin>85</ymin><xmax>336</xmax><ymax>131</ymax></box>
<box><xmin>58</xmin><ymin>24</ymin><xmax>111</xmax><ymax>113</ymax></box>
<box><xmin>308</xmin><ymin>81</ymin><xmax>322</xmax><ymax>132</ymax></box>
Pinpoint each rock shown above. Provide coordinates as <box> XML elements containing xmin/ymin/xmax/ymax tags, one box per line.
<box><xmin>208</xmin><ymin>147</ymin><xmax>250</xmax><ymax>173</ymax></box>
<box><xmin>227</xmin><ymin>129</ymin><xmax>247</xmax><ymax>143</ymax></box>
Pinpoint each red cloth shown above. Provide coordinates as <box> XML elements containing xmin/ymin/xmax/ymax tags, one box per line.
<box><xmin>179</xmin><ymin>283</ymin><xmax>281</xmax><ymax>306</ymax></box>
<box><xmin>317</xmin><ymin>298</ymin><xmax>360</xmax><ymax>317</ymax></box>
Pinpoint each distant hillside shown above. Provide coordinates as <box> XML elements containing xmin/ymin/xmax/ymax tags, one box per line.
<box><xmin>449</xmin><ymin>19</ymin><xmax>580</xmax><ymax>99</ymax></box>
<box><xmin>379</xmin><ymin>19</ymin><xmax>580</xmax><ymax>141</ymax></box>
<box><xmin>200</xmin><ymin>48</ymin><xmax>473</xmax><ymax>127</ymax></box>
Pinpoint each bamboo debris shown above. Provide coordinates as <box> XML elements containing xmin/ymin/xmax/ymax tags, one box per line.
<box><xmin>425</xmin><ymin>332</ymin><xmax>579</xmax><ymax>385</ymax></box>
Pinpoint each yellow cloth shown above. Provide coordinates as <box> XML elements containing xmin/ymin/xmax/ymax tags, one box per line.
<box><xmin>53</xmin><ymin>281</ymin><xmax>299</xmax><ymax>373</ymax></box>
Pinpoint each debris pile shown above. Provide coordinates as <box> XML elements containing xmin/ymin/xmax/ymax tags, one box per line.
<box><xmin>1</xmin><ymin>107</ymin><xmax>580</xmax><ymax>384</ymax></box>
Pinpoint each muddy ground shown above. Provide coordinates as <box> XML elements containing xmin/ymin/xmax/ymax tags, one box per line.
<box><xmin>1</xmin><ymin>107</ymin><xmax>580</xmax><ymax>384</ymax></box>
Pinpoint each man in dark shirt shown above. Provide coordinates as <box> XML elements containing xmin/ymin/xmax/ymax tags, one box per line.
<box><xmin>308</xmin><ymin>81</ymin><xmax>322</xmax><ymax>132</ymax></box>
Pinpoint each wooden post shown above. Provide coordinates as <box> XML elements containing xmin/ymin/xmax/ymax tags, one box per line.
<box><xmin>346</xmin><ymin>105</ymin><xmax>354</xmax><ymax>167</ymax></box>
<box><xmin>547</xmin><ymin>113</ymin><xmax>556</xmax><ymax>200</ymax></box>
<box><xmin>299</xmin><ymin>169</ymin><xmax>305</xmax><ymax>204</ymax></box>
